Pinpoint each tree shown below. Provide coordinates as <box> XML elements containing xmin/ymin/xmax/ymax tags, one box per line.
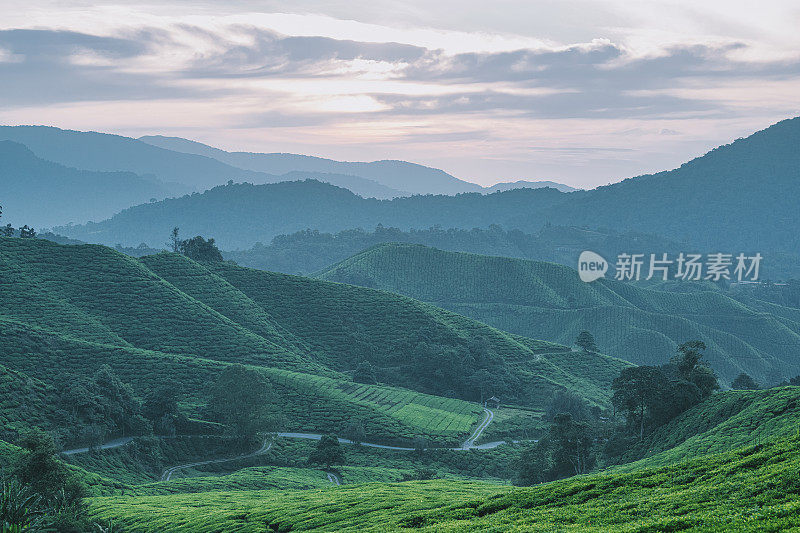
<box><xmin>544</xmin><ymin>390</ymin><xmax>589</xmax><ymax>422</ymax></box>
<box><xmin>790</xmin><ymin>375</ymin><xmax>800</xmax><ymax>386</ymax></box>
<box><xmin>672</xmin><ymin>341</ymin><xmax>706</xmax><ymax>380</ymax></box>
<box><xmin>671</xmin><ymin>340</ymin><xmax>718</xmax><ymax>397</ymax></box>
<box><xmin>468</xmin><ymin>368</ymin><xmax>492</xmax><ymax>404</ymax></box>
<box><xmin>18</xmin><ymin>225</ymin><xmax>35</xmax><ymax>238</ymax></box>
<box><xmin>2</xmin><ymin>224</ymin><xmax>14</xmax><ymax>237</ymax></box>
<box><xmin>180</xmin><ymin>236</ymin><xmax>223</xmax><ymax>262</ymax></box>
<box><xmin>12</xmin><ymin>431</ymin><xmax>91</xmax><ymax>532</ymax></box>
<box><xmin>343</xmin><ymin>419</ymin><xmax>366</xmax><ymax>445</ymax></box>
<box><xmin>731</xmin><ymin>373</ymin><xmax>761</xmax><ymax>390</ymax></box>
<box><xmin>168</xmin><ymin>227</ymin><xmax>180</xmax><ymax>252</ymax></box>
<box><xmin>92</xmin><ymin>365</ymin><xmax>147</xmax><ymax>437</ymax></box>
<box><xmin>611</xmin><ymin>366</ymin><xmax>668</xmax><ymax>439</ymax></box>
<box><xmin>207</xmin><ymin>364</ymin><xmax>281</xmax><ymax>443</ymax></box>
<box><xmin>353</xmin><ymin>361</ymin><xmax>377</xmax><ymax>385</ymax></box>
<box><xmin>549</xmin><ymin>413</ymin><xmax>594</xmax><ymax>477</ymax></box>
<box><xmin>308</xmin><ymin>434</ymin><xmax>345</xmax><ymax>468</ymax></box>
<box><xmin>575</xmin><ymin>331</ymin><xmax>598</xmax><ymax>353</ymax></box>
<box><xmin>515</xmin><ymin>438</ymin><xmax>553</xmax><ymax>485</ymax></box>
<box><xmin>142</xmin><ymin>384</ymin><xmax>181</xmax><ymax>422</ymax></box>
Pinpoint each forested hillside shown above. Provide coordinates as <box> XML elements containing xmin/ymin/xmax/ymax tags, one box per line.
<box><xmin>317</xmin><ymin>243</ymin><xmax>800</xmax><ymax>384</ymax></box>
<box><xmin>53</xmin><ymin>180</ymin><xmax>566</xmax><ymax>249</ymax></box>
<box><xmin>224</xmin><ymin>224</ymin><xmax>692</xmax><ymax>277</ymax></box>
<box><xmin>508</xmin><ymin>116</ymin><xmax>800</xmax><ymax>251</ymax></box>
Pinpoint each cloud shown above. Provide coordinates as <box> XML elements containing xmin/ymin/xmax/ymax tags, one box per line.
<box><xmin>1</xmin><ymin>24</ymin><xmax>798</xmax><ymax>120</ymax></box>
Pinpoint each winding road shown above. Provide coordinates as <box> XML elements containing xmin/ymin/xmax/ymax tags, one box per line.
<box><xmin>61</xmin><ymin>407</ymin><xmax>504</xmax><ymax>486</ymax></box>
<box><xmin>160</xmin><ymin>437</ymin><xmax>273</xmax><ymax>481</ymax></box>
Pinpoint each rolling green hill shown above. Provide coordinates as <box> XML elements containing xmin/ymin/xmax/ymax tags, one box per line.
<box><xmin>316</xmin><ymin>243</ymin><xmax>800</xmax><ymax>384</ymax></box>
<box><xmin>0</xmin><ymin>237</ymin><xmax>626</xmax><ymax>447</ymax></box>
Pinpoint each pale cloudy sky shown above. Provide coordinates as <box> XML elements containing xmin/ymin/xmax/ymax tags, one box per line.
<box><xmin>1</xmin><ymin>1</ymin><xmax>799</xmax><ymax>187</ymax></box>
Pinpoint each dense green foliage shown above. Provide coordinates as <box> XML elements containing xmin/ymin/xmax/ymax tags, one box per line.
<box><xmin>317</xmin><ymin>243</ymin><xmax>800</xmax><ymax>383</ymax></box>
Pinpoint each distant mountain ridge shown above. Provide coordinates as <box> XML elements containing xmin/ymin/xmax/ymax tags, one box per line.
<box><xmin>483</xmin><ymin>180</ymin><xmax>578</xmax><ymax>193</ymax></box>
<box><xmin>508</xmin><ymin>116</ymin><xmax>800</xmax><ymax>251</ymax></box>
<box><xmin>139</xmin><ymin>135</ymin><xmax>482</xmax><ymax>195</ymax></box>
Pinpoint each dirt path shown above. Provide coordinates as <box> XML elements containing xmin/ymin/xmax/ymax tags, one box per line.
<box><xmin>461</xmin><ymin>408</ymin><xmax>494</xmax><ymax>448</ymax></box>
<box><xmin>326</xmin><ymin>471</ymin><xmax>341</xmax><ymax>486</ymax></box>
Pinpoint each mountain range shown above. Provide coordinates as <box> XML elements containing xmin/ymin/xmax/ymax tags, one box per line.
<box><xmin>40</xmin><ymin>116</ymin><xmax>800</xmax><ymax>255</ymax></box>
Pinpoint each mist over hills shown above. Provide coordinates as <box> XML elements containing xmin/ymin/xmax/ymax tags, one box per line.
<box><xmin>140</xmin><ymin>135</ymin><xmax>481</xmax><ymax>196</ymax></box>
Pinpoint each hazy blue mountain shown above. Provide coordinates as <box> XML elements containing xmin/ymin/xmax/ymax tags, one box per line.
<box><xmin>508</xmin><ymin>116</ymin><xmax>800</xmax><ymax>251</ymax></box>
<box><xmin>0</xmin><ymin>126</ymin><xmax>268</xmax><ymax>190</ymax></box>
<box><xmin>139</xmin><ymin>135</ymin><xmax>483</xmax><ymax>195</ymax></box>
<box><xmin>0</xmin><ymin>141</ymin><xmax>174</xmax><ymax>227</ymax></box>
<box><xmin>40</xmin><ymin>116</ymin><xmax>800</xmax><ymax>255</ymax></box>
<box><xmin>54</xmin><ymin>180</ymin><xmax>566</xmax><ymax>249</ymax></box>
<box><xmin>483</xmin><ymin>180</ymin><xmax>578</xmax><ymax>193</ymax></box>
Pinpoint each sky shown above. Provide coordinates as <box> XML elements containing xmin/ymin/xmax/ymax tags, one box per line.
<box><xmin>1</xmin><ymin>1</ymin><xmax>799</xmax><ymax>188</ymax></box>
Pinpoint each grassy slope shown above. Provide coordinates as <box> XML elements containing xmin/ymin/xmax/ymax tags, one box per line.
<box><xmin>316</xmin><ymin>243</ymin><xmax>800</xmax><ymax>383</ymax></box>
<box><xmin>88</xmin><ymin>432</ymin><xmax>800</xmax><ymax>532</ymax></box>
<box><xmin>0</xmin><ymin>315</ymin><xmax>481</xmax><ymax>445</ymax></box>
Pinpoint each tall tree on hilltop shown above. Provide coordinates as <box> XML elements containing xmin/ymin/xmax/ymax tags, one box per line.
<box><xmin>575</xmin><ymin>331</ymin><xmax>598</xmax><ymax>353</ymax></box>
<box><xmin>168</xmin><ymin>227</ymin><xmax>181</xmax><ymax>253</ymax></box>
<box><xmin>180</xmin><ymin>236</ymin><xmax>223</xmax><ymax>262</ymax></box>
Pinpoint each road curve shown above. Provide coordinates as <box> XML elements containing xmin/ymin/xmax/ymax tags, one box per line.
<box><xmin>462</xmin><ymin>408</ymin><xmax>494</xmax><ymax>449</ymax></box>
<box><xmin>326</xmin><ymin>472</ymin><xmax>341</xmax><ymax>486</ymax></box>
<box><xmin>160</xmin><ymin>438</ymin><xmax>272</xmax><ymax>481</ymax></box>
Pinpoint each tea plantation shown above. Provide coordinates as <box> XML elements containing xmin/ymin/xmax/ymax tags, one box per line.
<box><xmin>87</xmin><ymin>431</ymin><xmax>800</xmax><ymax>532</ymax></box>
<box><xmin>317</xmin><ymin>243</ymin><xmax>800</xmax><ymax>383</ymax></box>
